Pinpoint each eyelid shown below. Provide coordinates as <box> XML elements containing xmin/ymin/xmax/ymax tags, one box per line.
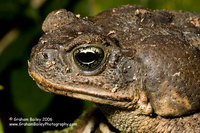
<box><xmin>64</xmin><ymin>39</ymin><xmax>111</xmax><ymax>53</ymax></box>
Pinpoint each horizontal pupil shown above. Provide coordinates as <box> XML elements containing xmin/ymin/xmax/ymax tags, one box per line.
<box><xmin>76</xmin><ymin>52</ymin><xmax>98</xmax><ymax>64</ymax></box>
<box><xmin>73</xmin><ymin>46</ymin><xmax>105</xmax><ymax>71</ymax></box>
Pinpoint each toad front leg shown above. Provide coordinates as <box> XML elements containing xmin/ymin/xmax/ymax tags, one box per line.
<box><xmin>70</xmin><ymin>106</ymin><xmax>117</xmax><ymax>133</ymax></box>
<box><xmin>46</xmin><ymin>106</ymin><xmax>116</xmax><ymax>133</ymax></box>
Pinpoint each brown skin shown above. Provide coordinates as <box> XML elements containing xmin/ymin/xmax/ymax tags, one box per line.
<box><xmin>29</xmin><ymin>5</ymin><xmax>200</xmax><ymax>132</ymax></box>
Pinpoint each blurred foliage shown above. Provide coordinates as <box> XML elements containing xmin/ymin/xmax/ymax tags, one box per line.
<box><xmin>0</xmin><ymin>0</ymin><xmax>200</xmax><ymax>133</ymax></box>
<box><xmin>11</xmin><ymin>65</ymin><xmax>54</xmax><ymax>117</ymax></box>
<box><xmin>0</xmin><ymin>85</ymin><xmax>3</xmax><ymax>90</ymax></box>
<box><xmin>0</xmin><ymin>119</ymin><xmax>4</xmax><ymax>133</ymax></box>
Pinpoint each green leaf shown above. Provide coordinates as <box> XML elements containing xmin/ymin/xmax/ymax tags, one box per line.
<box><xmin>10</xmin><ymin>63</ymin><xmax>54</xmax><ymax>117</ymax></box>
<box><xmin>146</xmin><ymin>0</ymin><xmax>200</xmax><ymax>12</ymax></box>
<box><xmin>73</xmin><ymin>0</ymin><xmax>147</xmax><ymax>16</ymax></box>
<box><xmin>73</xmin><ymin>0</ymin><xmax>101</xmax><ymax>16</ymax></box>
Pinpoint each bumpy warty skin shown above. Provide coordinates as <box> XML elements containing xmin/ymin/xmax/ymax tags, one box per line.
<box><xmin>29</xmin><ymin>5</ymin><xmax>200</xmax><ymax>132</ymax></box>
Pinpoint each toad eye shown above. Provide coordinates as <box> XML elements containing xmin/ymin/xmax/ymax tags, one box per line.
<box><xmin>73</xmin><ymin>46</ymin><xmax>105</xmax><ymax>73</ymax></box>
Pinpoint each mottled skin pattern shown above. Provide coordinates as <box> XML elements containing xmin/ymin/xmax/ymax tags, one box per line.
<box><xmin>29</xmin><ymin>5</ymin><xmax>200</xmax><ymax>132</ymax></box>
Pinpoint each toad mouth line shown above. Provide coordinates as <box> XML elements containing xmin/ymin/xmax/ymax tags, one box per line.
<box><xmin>29</xmin><ymin>70</ymin><xmax>134</xmax><ymax>107</ymax></box>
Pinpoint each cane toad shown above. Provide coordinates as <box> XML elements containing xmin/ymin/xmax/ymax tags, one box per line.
<box><xmin>29</xmin><ymin>5</ymin><xmax>200</xmax><ymax>132</ymax></box>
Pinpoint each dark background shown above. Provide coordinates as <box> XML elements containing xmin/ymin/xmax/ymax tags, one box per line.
<box><xmin>0</xmin><ymin>0</ymin><xmax>200</xmax><ymax>133</ymax></box>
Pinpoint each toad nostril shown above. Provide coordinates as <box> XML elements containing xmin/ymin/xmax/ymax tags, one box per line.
<box><xmin>37</xmin><ymin>49</ymin><xmax>58</xmax><ymax>61</ymax></box>
<box><xmin>42</xmin><ymin>53</ymin><xmax>48</xmax><ymax>59</ymax></box>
